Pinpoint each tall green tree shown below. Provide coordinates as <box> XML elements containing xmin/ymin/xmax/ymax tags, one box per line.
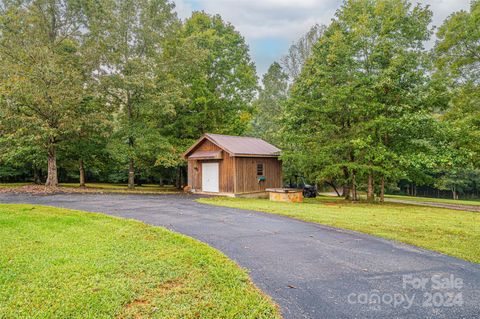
<box><xmin>95</xmin><ymin>0</ymin><xmax>179</xmax><ymax>188</ymax></box>
<box><xmin>175</xmin><ymin>11</ymin><xmax>258</xmax><ymax>137</ymax></box>
<box><xmin>436</xmin><ymin>0</ymin><xmax>479</xmax><ymax>85</ymax></box>
<box><xmin>283</xmin><ymin>0</ymin><xmax>433</xmax><ymax>201</ymax></box>
<box><xmin>433</xmin><ymin>0</ymin><xmax>480</xmax><ymax>198</ymax></box>
<box><xmin>0</xmin><ymin>0</ymin><xmax>95</xmax><ymax>186</ymax></box>
<box><xmin>435</xmin><ymin>0</ymin><xmax>479</xmax><ymax>162</ymax></box>
<box><xmin>251</xmin><ymin>62</ymin><xmax>288</xmax><ymax>144</ymax></box>
<box><xmin>150</xmin><ymin>28</ymin><xmax>208</xmax><ymax>186</ymax></box>
<box><xmin>153</xmin><ymin>11</ymin><xmax>258</xmax><ymax>186</ymax></box>
<box><xmin>281</xmin><ymin>24</ymin><xmax>326</xmax><ymax>80</ymax></box>
<box><xmin>60</xmin><ymin>96</ymin><xmax>112</xmax><ymax>187</ymax></box>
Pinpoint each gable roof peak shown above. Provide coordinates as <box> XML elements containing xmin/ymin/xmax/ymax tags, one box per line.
<box><xmin>184</xmin><ymin>133</ymin><xmax>281</xmax><ymax>158</ymax></box>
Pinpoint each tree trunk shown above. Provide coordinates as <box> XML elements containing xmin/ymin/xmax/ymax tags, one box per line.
<box><xmin>351</xmin><ymin>170</ymin><xmax>357</xmax><ymax>201</ymax></box>
<box><xmin>79</xmin><ymin>159</ymin><xmax>86</xmax><ymax>188</ymax></box>
<box><xmin>342</xmin><ymin>186</ymin><xmax>351</xmax><ymax>199</ymax></box>
<box><xmin>367</xmin><ymin>173</ymin><xmax>374</xmax><ymax>202</ymax></box>
<box><xmin>326</xmin><ymin>181</ymin><xmax>341</xmax><ymax>197</ymax></box>
<box><xmin>45</xmin><ymin>144</ymin><xmax>58</xmax><ymax>187</ymax></box>
<box><xmin>348</xmin><ymin>151</ymin><xmax>357</xmax><ymax>201</ymax></box>
<box><xmin>342</xmin><ymin>167</ymin><xmax>351</xmax><ymax>200</ymax></box>
<box><xmin>380</xmin><ymin>175</ymin><xmax>385</xmax><ymax>203</ymax></box>
<box><xmin>333</xmin><ymin>185</ymin><xmax>341</xmax><ymax>197</ymax></box>
<box><xmin>452</xmin><ymin>186</ymin><xmax>458</xmax><ymax>200</ymax></box>
<box><xmin>126</xmin><ymin>92</ymin><xmax>135</xmax><ymax>190</ymax></box>
<box><xmin>128</xmin><ymin>157</ymin><xmax>135</xmax><ymax>189</ymax></box>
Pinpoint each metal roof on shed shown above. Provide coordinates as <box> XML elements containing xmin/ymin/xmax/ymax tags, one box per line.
<box><xmin>184</xmin><ymin>133</ymin><xmax>281</xmax><ymax>158</ymax></box>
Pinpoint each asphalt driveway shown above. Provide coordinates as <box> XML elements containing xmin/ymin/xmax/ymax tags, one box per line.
<box><xmin>1</xmin><ymin>193</ymin><xmax>479</xmax><ymax>319</ymax></box>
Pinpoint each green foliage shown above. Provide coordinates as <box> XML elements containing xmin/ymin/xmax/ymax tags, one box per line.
<box><xmin>436</xmin><ymin>0</ymin><xmax>480</xmax><ymax>83</ymax></box>
<box><xmin>92</xmin><ymin>0</ymin><xmax>179</xmax><ymax>187</ymax></box>
<box><xmin>251</xmin><ymin>62</ymin><xmax>288</xmax><ymax>144</ymax></box>
<box><xmin>435</xmin><ymin>0</ymin><xmax>480</xmax><ymax>162</ymax></box>
<box><xmin>280</xmin><ymin>24</ymin><xmax>326</xmax><ymax>80</ymax></box>
<box><xmin>432</xmin><ymin>1</ymin><xmax>480</xmax><ymax>197</ymax></box>
<box><xmin>0</xmin><ymin>0</ymin><xmax>478</xmax><ymax>198</ymax></box>
<box><xmin>282</xmin><ymin>0</ymin><xmax>435</xmax><ymax>198</ymax></box>
<box><xmin>0</xmin><ymin>0</ymin><xmax>106</xmax><ymax>186</ymax></box>
<box><xmin>177</xmin><ymin>11</ymin><xmax>257</xmax><ymax>136</ymax></box>
<box><xmin>0</xmin><ymin>2</ymin><xmax>87</xmax><ymax>114</ymax></box>
<box><xmin>154</xmin><ymin>11</ymin><xmax>258</xmax><ymax>171</ymax></box>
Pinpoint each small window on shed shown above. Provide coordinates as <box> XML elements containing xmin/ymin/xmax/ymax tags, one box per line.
<box><xmin>257</xmin><ymin>163</ymin><xmax>264</xmax><ymax>176</ymax></box>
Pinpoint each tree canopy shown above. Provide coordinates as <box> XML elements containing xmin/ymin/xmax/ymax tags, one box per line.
<box><xmin>0</xmin><ymin>0</ymin><xmax>478</xmax><ymax>200</ymax></box>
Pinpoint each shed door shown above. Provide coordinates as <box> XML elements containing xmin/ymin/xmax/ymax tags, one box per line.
<box><xmin>202</xmin><ymin>162</ymin><xmax>219</xmax><ymax>193</ymax></box>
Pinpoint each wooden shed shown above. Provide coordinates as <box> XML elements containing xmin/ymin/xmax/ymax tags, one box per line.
<box><xmin>183</xmin><ymin>133</ymin><xmax>282</xmax><ymax>197</ymax></box>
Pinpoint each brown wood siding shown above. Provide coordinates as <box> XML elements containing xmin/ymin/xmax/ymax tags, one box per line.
<box><xmin>187</xmin><ymin>160</ymin><xmax>194</xmax><ymax>188</ymax></box>
<box><xmin>186</xmin><ymin>139</ymin><xmax>235</xmax><ymax>193</ymax></box>
<box><xmin>194</xmin><ymin>140</ymin><xmax>221</xmax><ymax>152</ymax></box>
<box><xmin>187</xmin><ymin>139</ymin><xmax>282</xmax><ymax>194</ymax></box>
<box><xmin>235</xmin><ymin>157</ymin><xmax>282</xmax><ymax>193</ymax></box>
<box><xmin>220</xmin><ymin>152</ymin><xmax>235</xmax><ymax>193</ymax></box>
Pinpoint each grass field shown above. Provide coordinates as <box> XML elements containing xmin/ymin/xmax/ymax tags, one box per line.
<box><xmin>198</xmin><ymin>197</ymin><xmax>480</xmax><ymax>264</ymax></box>
<box><xmin>0</xmin><ymin>204</ymin><xmax>279</xmax><ymax>318</ymax></box>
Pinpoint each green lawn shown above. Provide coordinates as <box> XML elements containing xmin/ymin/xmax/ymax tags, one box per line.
<box><xmin>198</xmin><ymin>197</ymin><xmax>480</xmax><ymax>264</ymax></box>
<box><xmin>0</xmin><ymin>204</ymin><xmax>279</xmax><ymax>318</ymax></box>
<box><xmin>385</xmin><ymin>194</ymin><xmax>480</xmax><ymax>206</ymax></box>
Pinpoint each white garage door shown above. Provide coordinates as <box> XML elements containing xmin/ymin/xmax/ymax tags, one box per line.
<box><xmin>202</xmin><ymin>162</ymin><xmax>219</xmax><ymax>193</ymax></box>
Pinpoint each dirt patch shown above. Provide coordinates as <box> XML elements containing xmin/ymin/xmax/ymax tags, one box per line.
<box><xmin>387</xmin><ymin>198</ymin><xmax>480</xmax><ymax>213</ymax></box>
<box><xmin>0</xmin><ymin>185</ymin><xmax>111</xmax><ymax>195</ymax></box>
<box><xmin>0</xmin><ymin>185</ymin><xmax>87</xmax><ymax>194</ymax></box>
<box><xmin>323</xmin><ymin>202</ymin><xmax>340</xmax><ymax>206</ymax></box>
<box><xmin>124</xmin><ymin>298</ymin><xmax>152</xmax><ymax>310</ymax></box>
<box><xmin>117</xmin><ymin>278</ymin><xmax>185</xmax><ymax>319</ymax></box>
<box><xmin>0</xmin><ymin>185</ymin><xmax>182</xmax><ymax>196</ymax></box>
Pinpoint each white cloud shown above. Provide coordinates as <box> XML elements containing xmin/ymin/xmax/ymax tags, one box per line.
<box><xmin>180</xmin><ymin>0</ymin><xmax>471</xmax><ymax>39</ymax></box>
<box><xmin>180</xmin><ymin>0</ymin><xmax>339</xmax><ymax>41</ymax></box>
<box><xmin>173</xmin><ymin>0</ymin><xmax>471</xmax><ymax>74</ymax></box>
<box><xmin>416</xmin><ymin>0</ymin><xmax>471</xmax><ymax>30</ymax></box>
<box><xmin>174</xmin><ymin>0</ymin><xmax>194</xmax><ymax>19</ymax></box>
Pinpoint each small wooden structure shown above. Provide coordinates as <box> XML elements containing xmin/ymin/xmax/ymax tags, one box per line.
<box><xmin>183</xmin><ymin>133</ymin><xmax>282</xmax><ymax>197</ymax></box>
<box><xmin>267</xmin><ymin>188</ymin><xmax>303</xmax><ymax>203</ymax></box>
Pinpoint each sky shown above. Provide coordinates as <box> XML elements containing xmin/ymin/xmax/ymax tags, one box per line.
<box><xmin>174</xmin><ymin>0</ymin><xmax>471</xmax><ymax>76</ymax></box>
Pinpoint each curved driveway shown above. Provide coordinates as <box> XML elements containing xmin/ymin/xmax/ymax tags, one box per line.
<box><xmin>1</xmin><ymin>193</ymin><xmax>479</xmax><ymax>319</ymax></box>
